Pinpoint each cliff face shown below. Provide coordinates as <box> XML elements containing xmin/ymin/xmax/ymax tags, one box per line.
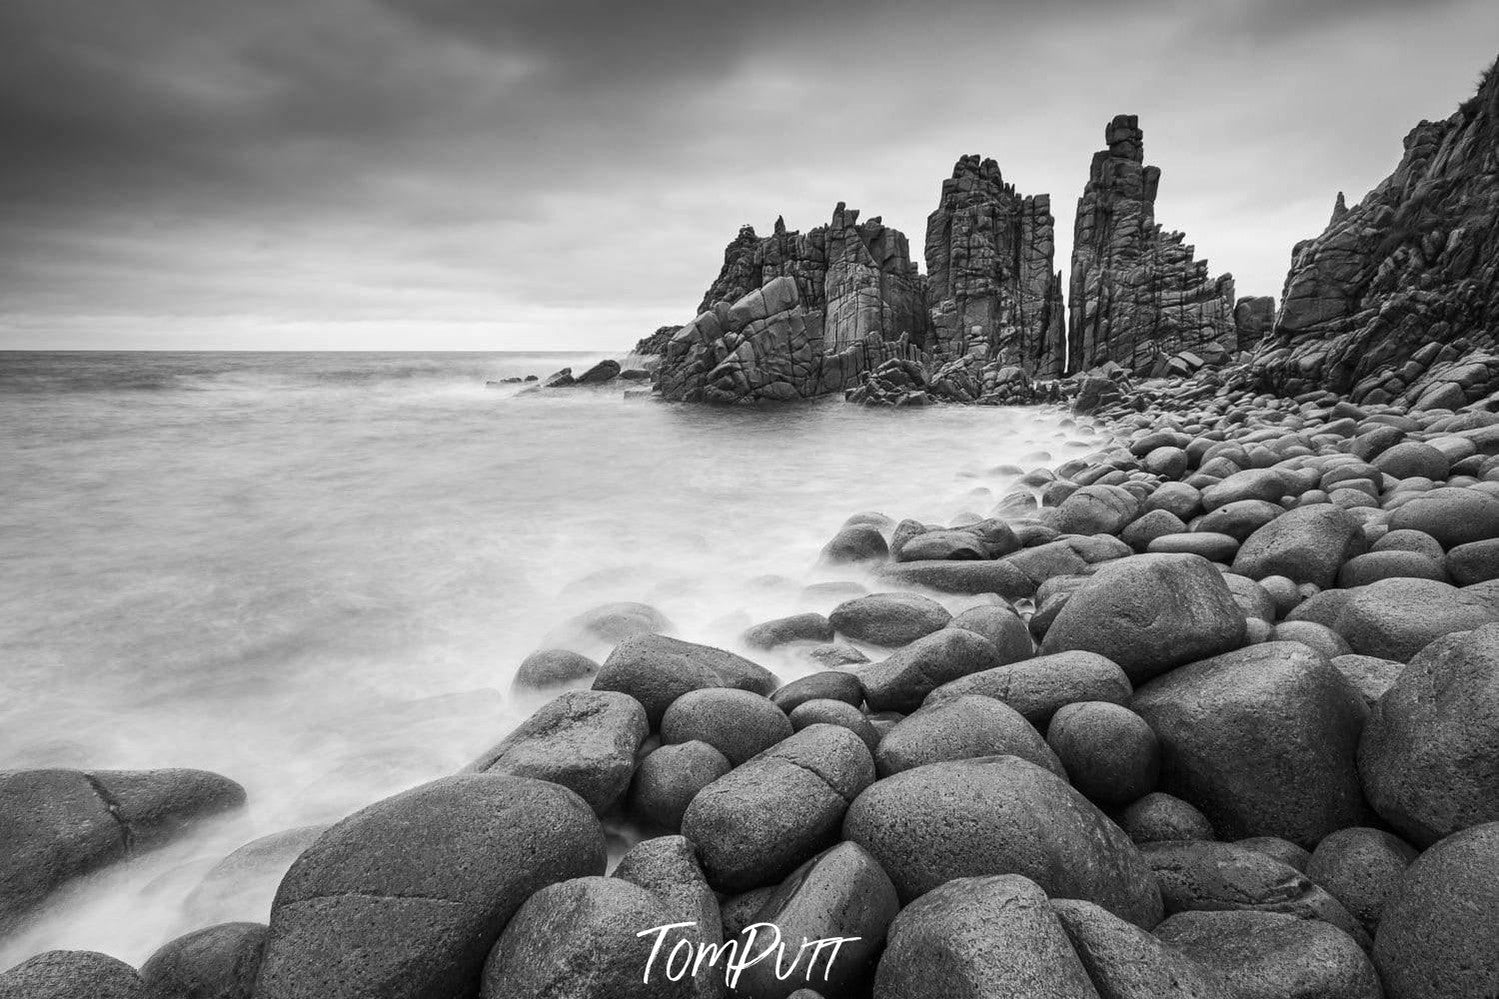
<box><xmin>924</xmin><ymin>155</ymin><xmax>1066</xmax><ymax>375</ymax></box>
<box><xmin>1067</xmin><ymin>115</ymin><xmax>1238</xmax><ymax>374</ymax></box>
<box><xmin>693</xmin><ymin>205</ymin><xmax>928</xmax><ymax>354</ymax></box>
<box><xmin>1257</xmin><ymin>61</ymin><xmax>1499</xmax><ymax>406</ymax></box>
<box><xmin>660</xmin><ymin>204</ymin><xmax>927</xmax><ymax>403</ymax></box>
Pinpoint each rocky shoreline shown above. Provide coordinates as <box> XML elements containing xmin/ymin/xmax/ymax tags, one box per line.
<box><xmin>5</xmin><ymin>45</ymin><xmax>1498</xmax><ymax>999</ymax></box>
<box><xmin>4</xmin><ymin>365</ymin><xmax>1499</xmax><ymax>998</ymax></box>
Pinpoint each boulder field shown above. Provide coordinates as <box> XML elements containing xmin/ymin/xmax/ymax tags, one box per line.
<box><xmin>6</xmin><ymin>388</ymin><xmax>1499</xmax><ymax>999</ymax></box>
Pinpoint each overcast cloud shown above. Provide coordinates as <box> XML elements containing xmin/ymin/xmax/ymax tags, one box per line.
<box><xmin>1</xmin><ymin>0</ymin><xmax>1496</xmax><ymax>349</ymax></box>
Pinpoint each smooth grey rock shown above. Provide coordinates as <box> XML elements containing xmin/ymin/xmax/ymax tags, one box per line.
<box><xmin>947</xmin><ymin>604</ymin><xmax>1034</xmax><ymax>663</ymax></box>
<box><xmin>467</xmin><ymin>689</ymin><xmax>648</xmax><ymax>814</ymax></box>
<box><xmin>0</xmin><ymin>951</ymin><xmax>147</xmax><ymax>999</ymax></box>
<box><xmin>927</xmin><ymin>651</ymin><xmax>1132</xmax><ymax>725</ymax></box>
<box><xmin>858</xmin><ymin>629</ymin><xmax>1004</xmax><ymax>713</ymax></box>
<box><xmin>661</xmin><ymin>688</ymin><xmax>792</xmax><ymax>766</ymax></box>
<box><xmin>251</xmin><ymin>775</ymin><xmax>605</xmax><ymax>999</ymax></box>
<box><xmin>1040</xmin><ymin>554</ymin><xmax>1247</xmax><ymax>684</ymax></box>
<box><xmin>1051</xmin><ymin>898</ymin><xmax>1231</xmax><ymax>999</ymax></box>
<box><xmin>681</xmin><ymin>725</ymin><xmax>875</xmax><ymax>893</ymax></box>
<box><xmin>769</xmin><ymin>671</ymin><xmax>864</xmax><ymax>713</ymax></box>
<box><xmin>1155</xmin><ymin>910</ymin><xmax>1381</xmax><ymax>999</ymax></box>
<box><xmin>1132</xmin><ymin>642</ymin><xmax>1369</xmax><ymax>848</ymax></box>
<box><xmin>875</xmin><ymin>695</ymin><xmax>1062</xmax><ymax>778</ymax></box>
<box><xmin>1306</xmin><ymin>827</ymin><xmax>1417</xmax><ymax>935</ymax></box>
<box><xmin>843</xmin><ymin>756</ymin><xmax>1162</xmax><ymax>925</ymax></box>
<box><xmin>730</xmin><ymin>842</ymin><xmax>898</xmax><ymax>999</ymax></box>
<box><xmin>743</xmin><ymin>613</ymin><xmax>835</xmax><ymax>650</ymax></box>
<box><xmin>611</xmin><ymin>837</ymin><xmax>723</xmax><ymax>999</ymax></box>
<box><xmin>510</xmin><ymin>648</ymin><xmax>599</xmax><ymax>694</ymax></box>
<box><xmin>829</xmin><ymin>593</ymin><xmax>951</xmax><ymax>648</ymax></box>
<box><xmin>628</xmin><ymin>741</ymin><xmax>732</xmax><ymax>832</ymax></box>
<box><xmin>142</xmin><ymin>922</ymin><xmax>266</xmax><ymax>999</ymax></box>
<box><xmin>0</xmin><ymin>768</ymin><xmax>245</xmax><ymax>935</ymax></box>
<box><xmin>481</xmin><ymin>877</ymin><xmax>691</xmax><ymax>999</ymax></box>
<box><xmin>1117</xmin><ymin>793</ymin><xmax>1215</xmax><ymax>844</ymax></box>
<box><xmin>1142</xmin><ymin>840</ymin><xmax>1368</xmax><ymax>946</ymax></box>
<box><xmin>1332</xmin><ymin>578</ymin><xmax>1499</xmax><ymax>663</ymax></box>
<box><xmin>1358</xmin><ymin>623</ymin><xmax>1499</xmax><ymax>845</ymax></box>
<box><xmin>1046</xmin><ymin>702</ymin><xmax>1159</xmax><ymax>806</ymax></box>
<box><xmin>1373</xmin><ymin>821</ymin><xmax>1499</xmax><ymax>999</ymax></box>
<box><xmin>594</xmin><ymin>634</ymin><xmax>777</xmax><ymax>726</ymax></box>
<box><xmin>873</xmin><ymin>875</ymin><xmax>1101</xmax><ymax>999</ymax></box>
<box><xmin>1231</xmin><ymin>505</ymin><xmax>1363</xmax><ymax>588</ymax></box>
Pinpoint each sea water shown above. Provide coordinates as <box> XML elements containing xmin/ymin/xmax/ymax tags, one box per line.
<box><xmin>0</xmin><ymin>350</ymin><xmax>1102</xmax><ymax>966</ymax></box>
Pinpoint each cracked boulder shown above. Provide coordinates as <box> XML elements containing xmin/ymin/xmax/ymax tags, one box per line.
<box><xmin>0</xmin><ymin>767</ymin><xmax>245</xmax><ymax>935</ymax></box>
<box><xmin>466</xmin><ymin>689</ymin><xmax>649</xmax><ymax>815</ymax></box>
<box><xmin>251</xmin><ymin>774</ymin><xmax>605</xmax><ymax>999</ymax></box>
<box><xmin>681</xmin><ymin>724</ymin><xmax>876</xmax><ymax>893</ymax></box>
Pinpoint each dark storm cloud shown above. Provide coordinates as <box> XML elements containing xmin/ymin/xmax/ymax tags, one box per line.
<box><xmin>1</xmin><ymin>0</ymin><xmax>1496</xmax><ymax>348</ymax></box>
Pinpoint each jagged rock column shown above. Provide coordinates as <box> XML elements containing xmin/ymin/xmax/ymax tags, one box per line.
<box><xmin>924</xmin><ymin>155</ymin><xmax>1066</xmax><ymax>375</ymax></box>
<box><xmin>1068</xmin><ymin>115</ymin><xmax>1238</xmax><ymax>374</ymax></box>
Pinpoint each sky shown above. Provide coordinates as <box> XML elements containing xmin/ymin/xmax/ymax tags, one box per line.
<box><xmin>0</xmin><ymin>1</ymin><xmax>1496</xmax><ymax>351</ymax></box>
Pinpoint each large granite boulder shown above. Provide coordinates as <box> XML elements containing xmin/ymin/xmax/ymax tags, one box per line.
<box><xmin>843</xmin><ymin>755</ymin><xmax>1163</xmax><ymax>926</ymax></box>
<box><xmin>0</xmin><ymin>767</ymin><xmax>245</xmax><ymax>934</ymax></box>
<box><xmin>927</xmin><ymin>650</ymin><xmax>1132</xmax><ymax>725</ymax></box>
<box><xmin>1156</xmin><ymin>910</ymin><xmax>1382</xmax><ymax>999</ymax></box>
<box><xmin>1230</xmin><ymin>504</ymin><xmax>1364</xmax><ymax>589</ymax></box>
<box><xmin>874</xmin><ymin>875</ymin><xmax>1102</xmax><ymax>999</ymax></box>
<box><xmin>1373</xmin><ymin>821</ymin><xmax>1499</xmax><ymax>999</ymax></box>
<box><xmin>1331</xmin><ymin>577</ymin><xmax>1499</xmax><ymax>662</ymax></box>
<box><xmin>142</xmin><ymin>922</ymin><xmax>266</xmax><ymax>999</ymax></box>
<box><xmin>729</xmin><ymin>841</ymin><xmax>899</xmax><ymax>999</ymax></box>
<box><xmin>482</xmin><ymin>876</ymin><xmax>691</xmax><ymax>999</ymax></box>
<box><xmin>1067</xmin><ymin>115</ymin><xmax>1238</xmax><ymax>375</ymax></box>
<box><xmin>681</xmin><ymin>725</ymin><xmax>875</xmax><ymax>893</ymax></box>
<box><xmin>611</xmin><ymin>836</ymin><xmax>723</xmax><ymax>999</ymax></box>
<box><xmin>1141</xmin><ymin>839</ymin><xmax>1368</xmax><ymax>945</ymax></box>
<box><xmin>592</xmin><ymin>634</ymin><xmax>777</xmax><ymax>726</ymax></box>
<box><xmin>250</xmin><ymin>774</ymin><xmax>605</xmax><ymax>999</ymax></box>
<box><xmin>1132</xmin><ymin>642</ymin><xmax>1369</xmax><ymax>847</ymax></box>
<box><xmin>466</xmin><ymin>689</ymin><xmax>648</xmax><ymax>814</ymax></box>
<box><xmin>0</xmin><ymin>951</ymin><xmax>148</xmax><ymax>999</ymax></box>
<box><xmin>1039</xmin><ymin>554</ymin><xmax>1247</xmax><ymax>684</ymax></box>
<box><xmin>1359</xmin><ymin>623</ymin><xmax>1499</xmax><ymax>845</ymax></box>
<box><xmin>1052</xmin><ymin>898</ymin><xmax>1231</xmax><ymax>999</ymax></box>
<box><xmin>858</xmin><ymin>629</ymin><xmax>1006</xmax><ymax>713</ymax></box>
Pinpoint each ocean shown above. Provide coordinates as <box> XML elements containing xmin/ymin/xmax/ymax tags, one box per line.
<box><xmin>0</xmin><ymin>350</ymin><xmax>1096</xmax><ymax>965</ymax></box>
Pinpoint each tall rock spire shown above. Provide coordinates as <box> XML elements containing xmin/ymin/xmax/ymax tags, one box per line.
<box><xmin>1067</xmin><ymin>115</ymin><xmax>1237</xmax><ymax>374</ymax></box>
<box><xmin>924</xmin><ymin>154</ymin><xmax>1065</xmax><ymax>375</ymax></box>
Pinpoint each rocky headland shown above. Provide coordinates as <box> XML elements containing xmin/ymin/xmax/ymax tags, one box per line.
<box><xmin>6</xmin><ymin>50</ymin><xmax>1499</xmax><ymax>999</ymax></box>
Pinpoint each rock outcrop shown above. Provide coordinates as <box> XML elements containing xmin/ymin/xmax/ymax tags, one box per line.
<box><xmin>1256</xmin><ymin>60</ymin><xmax>1499</xmax><ymax>406</ymax></box>
<box><xmin>1234</xmin><ymin>296</ymin><xmax>1275</xmax><ymax>352</ymax></box>
<box><xmin>659</xmin><ymin>204</ymin><xmax>928</xmax><ymax>403</ymax></box>
<box><xmin>924</xmin><ymin>155</ymin><xmax>1066</xmax><ymax>374</ymax></box>
<box><xmin>632</xmin><ymin>326</ymin><xmax>681</xmax><ymax>356</ymax></box>
<box><xmin>1068</xmin><ymin>115</ymin><xmax>1238</xmax><ymax>375</ymax></box>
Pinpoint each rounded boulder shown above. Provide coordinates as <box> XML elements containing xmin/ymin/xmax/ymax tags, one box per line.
<box><xmin>1358</xmin><ymin>623</ymin><xmax>1499</xmax><ymax>845</ymax></box>
<box><xmin>1039</xmin><ymin>553</ymin><xmax>1247</xmax><ymax>685</ymax></box>
<box><xmin>1132</xmin><ymin>642</ymin><xmax>1369</xmax><ymax>848</ymax></box>
<box><xmin>843</xmin><ymin>755</ymin><xmax>1163</xmax><ymax>926</ymax></box>
<box><xmin>252</xmin><ymin>775</ymin><xmax>606</xmax><ymax>999</ymax></box>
